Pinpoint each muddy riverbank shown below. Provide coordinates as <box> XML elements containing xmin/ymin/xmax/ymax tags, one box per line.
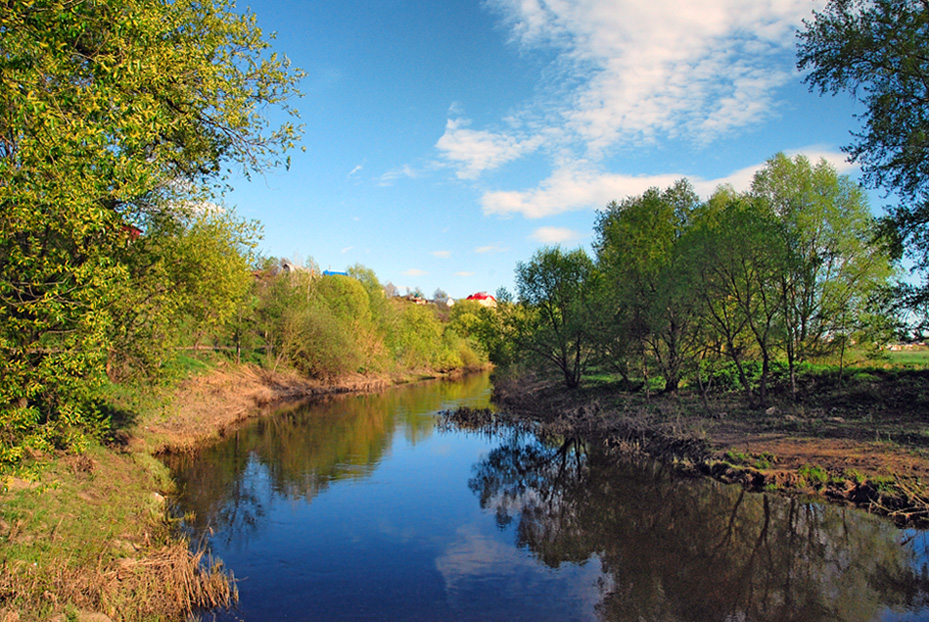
<box><xmin>482</xmin><ymin>370</ymin><xmax>929</xmax><ymax>527</ymax></box>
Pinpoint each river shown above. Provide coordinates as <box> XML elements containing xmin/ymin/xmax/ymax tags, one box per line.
<box><xmin>165</xmin><ymin>372</ymin><xmax>929</xmax><ymax>621</ymax></box>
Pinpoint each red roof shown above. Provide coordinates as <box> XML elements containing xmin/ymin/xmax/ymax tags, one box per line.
<box><xmin>466</xmin><ymin>292</ymin><xmax>496</xmax><ymax>301</ymax></box>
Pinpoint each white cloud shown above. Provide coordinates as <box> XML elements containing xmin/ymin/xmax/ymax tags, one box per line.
<box><xmin>378</xmin><ymin>165</ymin><xmax>418</xmax><ymax>186</ymax></box>
<box><xmin>348</xmin><ymin>164</ymin><xmax>363</xmax><ymax>177</ymax></box>
<box><xmin>474</xmin><ymin>244</ymin><xmax>509</xmax><ymax>254</ymax></box>
<box><xmin>483</xmin><ymin>164</ymin><xmax>682</xmax><ymax>218</ymax></box>
<box><xmin>784</xmin><ymin>146</ymin><xmax>856</xmax><ymax>173</ymax></box>
<box><xmin>483</xmin><ymin>147</ymin><xmax>850</xmax><ymax>218</ymax></box>
<box><xmin>455</xmin><ymin>271</ymin><xmax>475</xmax><ymax>277</ymax></box>
<box><xmin>486</xmin><ymin>0</ymin><xmax>820</xmax><ymax>152</ymax></box>
<box><xmin>436</xmin><ymin>117</ymin><xmax>542</xmax><ymax>179</ymax></box>
<box><xmin>403</xmin><ymin>268</ymin><xmax>428</xmax><ymax>277</ymax></box>
<box><xmin>530</xmin><ymin>227</ymin><xmax>584</xmax><ymax>244</ymax></box>
<box><xmin>341</xmin><ymin>246</ymin><xmax>354</xmax><ymax>254</ymax></box>
<box><xmin>432</xmin><ymin>250</ymin><xmax>452</xmax><ymax>258</ymax></box>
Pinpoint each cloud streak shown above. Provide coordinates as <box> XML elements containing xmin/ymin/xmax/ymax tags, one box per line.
<box><xmin>483</xmin><ymin>147</ymin><xmax>852</xmax><ymax>219</ymax></box>
<box><xmin>482</xmin><ymin>164</ymin><xmax>682</xmax><ymax>218</ymax></box>
<box><xmin>435</xmin><ymin>0</ymin><xmax>825</xmax><ymax>187</ymax></box>
<box><xmin>475</xmin><ymin>244</ymin><xmax>510</xmax><ymax>254</ymax></box>
<box><xmin>529</xmin><ymin>227</ymin><xmax>584</xmax><ymax>244</ymax></box>
<box><xmin>436</xmin><ymin>118</ymin><xmax>543</xmax><ymax>179</ymax></box>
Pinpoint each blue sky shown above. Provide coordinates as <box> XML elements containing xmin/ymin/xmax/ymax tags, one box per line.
<box><xmin>227</xmin><ymin>0</ymin><xmax>868</xmax><ymax>298</ymax></box>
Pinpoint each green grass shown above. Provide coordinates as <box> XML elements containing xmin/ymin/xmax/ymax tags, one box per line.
<box><xmin>723</xmin><ymin>450</ymin><xmax>774</xmax><ymax>470</ymax></box>
<box><xmin>0</xmin><ymin>441</ymin><xmax>214</xmax><ymax>621</ymax></box>
<box><xmin>885</xmin><ymin>349</ymin><xmax>929</xmax><ymax>367</ymax></box>
<box><xmin>798</xmin><ymin>464</ymin><xmax>830</xmax><ymax>488</ymax></box>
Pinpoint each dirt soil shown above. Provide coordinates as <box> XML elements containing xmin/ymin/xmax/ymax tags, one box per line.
<box><xmin>708</xmin><ymin>425</ymin><xmax>929</xmax><ymax>482</ymax></box>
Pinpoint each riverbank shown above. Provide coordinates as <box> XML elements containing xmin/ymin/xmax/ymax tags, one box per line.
<box><xmin>485</xmin><ymin>369</ymin><xmax>929</xmax><ymax>528</ymax></box>
<box><xmin>0</xmin><ymin>362</ymin><xmax>480</xmax><ymax>622</ymax></box>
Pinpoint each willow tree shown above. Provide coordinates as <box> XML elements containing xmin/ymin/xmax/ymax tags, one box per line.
<box><xmin>751</xmin><ymin>154</ymin><xmax>893</xmax><ymax>391</ymax></box>
<box><xmin>686</xmin><ymin>192</ymin><xmax>788</xmax><ymax>406</ymax></box>
<box><xmin>514</xmin><ymin>247</ymin><xmax>598</xmax><ymax>389</ymax></box>
<box><xmin>0</xmin><ymin>0</ymin><xmax>302</xmax><ymax>464</ymax></box>
<box><xmin>594</xmin><ymin>180</ymin><xmax>704</xmax><ymax>393</ymax></box>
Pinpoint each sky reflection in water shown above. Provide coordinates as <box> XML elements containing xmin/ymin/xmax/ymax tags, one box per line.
<box><xmin>166</xmin><ymin>373</ymin><xmax>929</xmax><ymax>622</ymax></box>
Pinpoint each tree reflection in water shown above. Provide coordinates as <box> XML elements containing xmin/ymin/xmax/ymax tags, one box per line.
<box><xmin>468</xmin><ymin>430</ymin><xmax>929</xmax><ymax>622</ymax></box>
<box><xmin>165</xmin><ymin>372</ymin><xmax>493</xmax><ymax>546</ymax></box>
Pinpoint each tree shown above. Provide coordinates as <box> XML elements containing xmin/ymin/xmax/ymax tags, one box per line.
<box><xmin>594</xmin><ymin>180</ymin><xmax>704</xmax><ymax>392</ymax></box>
<box><xmin>513</xmin><ymin>247</ymin><xmax>598</xmax><ymax>389</ymax></box>
<box><xmin>107</xmin><ymin>206</ymin><xmax>260</xmax><ymax>379</ymax></box>
<box><xmin>0</xmin><ymin>0</ymin><xmax>302</xmax><ymax>464</ymax></box>
<box><xmin>797</xmin><ymin>0</ymin><xmax>929</xmax><ymax>301</ymax></box>
<box><xmin>686</xmin><ymin>192</ymin><xmax>787</xmax><ymax>405</ymax></box>
<box><xmin>750</xmin><ymin>153</ymin><xmax>893</xmax><ymax>392</ymax></box>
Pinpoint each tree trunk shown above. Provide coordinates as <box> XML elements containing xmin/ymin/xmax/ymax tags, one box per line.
<box><xmin>758</xmin><ymin>350</ymin><xmax>770</xmax><ymax>407</ymax></box>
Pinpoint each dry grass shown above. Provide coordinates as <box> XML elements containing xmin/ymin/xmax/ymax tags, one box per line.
<box><xmin>0</xmin><ymin>540</ymin><xmax>235</xmax><ymax>622</ymax></box>
<box><xmin>0</xmin><ymin>428</ymin><xmax>239</xmax><ymax>620</ymax></box>
<box><xmin>133</xmin><ymin>363</ymin><xmax>393</xmax><ymax>455</ymax></box>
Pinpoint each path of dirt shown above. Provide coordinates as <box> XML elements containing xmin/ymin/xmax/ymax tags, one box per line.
<box><xmin>708</xmin><ymin>425</ymin><xmax>929</xmax><ymax>483</ymax></box>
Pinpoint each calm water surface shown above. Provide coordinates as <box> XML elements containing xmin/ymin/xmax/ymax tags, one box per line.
<box><xmin>166</xmin><ymin>373</ymin><xmax>929</xmax><ymax>621</ymax></box>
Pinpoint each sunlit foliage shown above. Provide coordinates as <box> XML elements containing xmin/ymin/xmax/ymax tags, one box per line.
<box><xmin>0</xmin><ymin>0</ymin><xmax>302</xmax><ymax>464</ymax></box>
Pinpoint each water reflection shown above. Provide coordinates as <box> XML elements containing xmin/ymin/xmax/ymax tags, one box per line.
<box><xmin>469</xmin><ymin>430</ymin><xmax>929</xmax><ymax>621</ymax></box>
<box><xmin>167</xmin><ymin>373</ymin><xmax>929</xmax><ymax>622</ymax></box>
<box><xmin>166</xmin><ymin>373</ymin><xmax>493</xmax><ymax>545</ymax></box>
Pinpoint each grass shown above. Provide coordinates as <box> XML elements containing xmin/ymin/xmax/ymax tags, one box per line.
<box><xmin>797</xmin><ymin>464</ymin><xmax>830</xmax><ymax>488</ymax></box>
<box><xmin>886</xmin><ymin>348</ymin><xmax>929</xmax><ymax>367</ymax></box>
<box><xmin>724</xmin><ymin>450</ymin><xmax>774</xmax><ymax>471</ymax></box>
<box><xmin>0</xmin><ymin>442</ymin><xmax>235</xmax><ymax>621</ymax></box>
<box><xmin>0</xmin><ymin>354</ymin><xmax>240</xmax><ymax>622</ymax></box>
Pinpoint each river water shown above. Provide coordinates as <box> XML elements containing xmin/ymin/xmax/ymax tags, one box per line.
<box><xmin>166</xmin><ymin>372</ymin><xmax>929</xmax><ymax>621</ymax></box>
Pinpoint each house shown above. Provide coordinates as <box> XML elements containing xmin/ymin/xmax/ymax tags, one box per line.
<box><xmin>401</xmin><ymin>294</ymin><xmax>427</xmax><ymax>305</ymax></box>
<box><xmin>121</xmin><ymin>224</ymin><xmax>142</xmax><ymax>241</ymax></box>
<box><xmin>465</xmin><ymin>292</ymin><xmax>497</xmax><ymax>308</ymax></box>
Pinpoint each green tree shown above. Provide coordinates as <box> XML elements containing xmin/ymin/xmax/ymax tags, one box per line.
<box><xmin>388</xmin><ymin>303</ymin><xmax>444</xmax><ymax>370</ymax></box>
<box><xmin>513</xmin><ymin>246</ymin><xmax>598</xmax><ymax>389</ymax></box>
<box><xmin>0</xmin><ymin>0</ymin><xmax>302</xmax><ymax>464</ymax></box>
<box><xmin>750</xmin><ymin>153</ymin><xmax>893</xmax><ymax>391</ymax></box>
<box><xmin>594</xmin><ymin>181</ymin><xmax>704</xmax><ymax>392</ymax></box>
<box><xmin>797</xmin><ymin>0</ymin><xmax>929</xmax><ymax>303</ymax></box>
<box><xmin>449</xmin><ymin>298</ymin><xmax>520</xmax><ymax>368</ymax></box>
<box><xmin>686</xmin><ymin>192</ymin><xmax>787</xmax><ymax>405</ymax></box>
<box><xmin>106</xmin><ymin>206</ymin><xmax>260</xmax><ymax>379</ymax></box>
